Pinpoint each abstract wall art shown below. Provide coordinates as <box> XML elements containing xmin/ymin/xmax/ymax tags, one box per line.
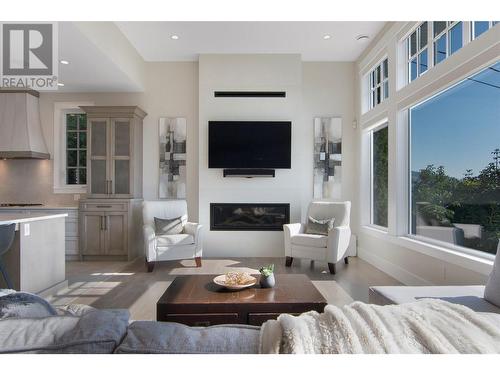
<box><xmin>159</xmin><ymin>117</ymin><xmax>187</xmax><ymax>198</ymax></box>
<box><xmin>313</xmin><ymin>117</ymin><xmax>342</xmax><ymax>200</ymax></box>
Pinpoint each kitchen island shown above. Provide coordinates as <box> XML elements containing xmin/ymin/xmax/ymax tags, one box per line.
<box><xmin>0</xmin><ymin>213</ymin><xmax>67</xmax><ymax>296</ymax></box>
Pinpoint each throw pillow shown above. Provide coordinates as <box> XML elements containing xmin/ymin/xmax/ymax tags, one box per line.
<box><xmin>154</xmin><ymin>216</ymin><xmax>184</xmax><ymax>235</ymax></box>
<box><xmin>0</xmin><ymin>292</ymin><xmax>58</xmax><ymax>319</ymax></box>
<box><xmin>484</xmin><ymin>242</ymin><xmax>500</xmax><ymax>307</ymax></box>
<box><xmin>305</xmin><ymin>216</ymin><xmax>335</xmax><ymax>236</ymax></box>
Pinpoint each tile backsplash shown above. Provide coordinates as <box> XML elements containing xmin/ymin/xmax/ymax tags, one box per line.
<box><xmin>0</xmin><ymin>159</ymin><xmax>84</xmax><ymax>206</ymax></box>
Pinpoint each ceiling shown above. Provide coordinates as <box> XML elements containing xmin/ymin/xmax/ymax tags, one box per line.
<box><xmin>56</xmin><ymin>21</ymin><xmax>385</xmax><ymax>92</ymax></box>
<box><xmin>116</xmin><ymin>22</ymin><xmax>386</xmax><ymax>62</ymax></box>
<box><xmin>58</xmin><ymin>22</ymin><xmax>143</xmax><ymax>92</ymax></box>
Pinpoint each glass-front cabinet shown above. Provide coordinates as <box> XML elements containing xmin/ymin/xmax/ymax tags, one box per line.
<box><xmin>81</xmin><ymin>106</ymin><xmax>146</xmax><ymax>198</ymax></box>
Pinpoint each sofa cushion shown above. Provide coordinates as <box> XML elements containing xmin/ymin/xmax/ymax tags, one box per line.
<box><xmin>369</xmin><ymin>285</ymin><xmax>500</xmax><ymax>314</ymax></box>
<box><xmin>156</xmin><ymin>234</ymin><xmax>195</xmax><ymax>247</ymax></box>
<box><xmin>0</xmin><ymin>308</ymin><xmax>129</xmax><ymax>353</ymax></box>
<box><xmin>291</xmin><ymin>233</ymin><xmax>327</xmax><ymax>248</ymax></box>
<box><xmin>154</xmin><ymin>216</ymin><xmax>184</xmax><ymax>235</ymax></box>
<box><xmin>0</xmin><ymin>292</ymin><xmax>58</xmax><ymax>319</ymax></box>
<box><xmin>115</xmin><ymin>321</ymin><xmax>260</xmax><ymax>354</ymax></box>
<box><xmin>306</xmin><ymin>216</ymin><xmax>335</xmax><ymax>235</ymax></box>
<box><xmin>484</xmin><ymin>244</ymin><xmax>500</xmax><ymax>307</ymax></box>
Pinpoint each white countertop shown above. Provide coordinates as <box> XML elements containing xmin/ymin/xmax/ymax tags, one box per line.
<box><xmin>0</xmin><ymin>213</ymin><xmax>68</xmax><ymax>225</ymax></box>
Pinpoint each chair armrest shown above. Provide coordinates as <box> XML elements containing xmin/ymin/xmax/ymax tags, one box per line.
<box><xmin>184</xmin><ymin>222</ymin><xmax>202</xmax><ymax>237</ymax></box>
<box><xmin>143</xmin><ymin>224</ymin><xmax>156</xmax><ymax>241</ymax></box>
<box><xmin>184</xmin><ymin>222</ymin><xmax>203</xmax><ymax>258</ymax></box>
<box><xmin>327</xmin><ymin>225</ymin><xmax>351</xmax><ymax>263</ymax></box>
<box><xmin>143</xmin><ymin>225</ymin><xmax>157</xmax><ymax>262</ymax></box>
<box><xmin>283</xmin><ymin>223</ymin><xmax>304</xmax><ymax>257</ymax></box>
<box><xmin>283</xmin><ymin>223</ymin><xmax>304</xmax><ymax>237</ymax></box>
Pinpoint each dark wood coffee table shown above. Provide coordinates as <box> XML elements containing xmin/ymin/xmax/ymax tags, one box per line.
<box><xmin>157</xmin><ymin>274</ymin><xmax>327</xmax><ymax>326</ymax></box>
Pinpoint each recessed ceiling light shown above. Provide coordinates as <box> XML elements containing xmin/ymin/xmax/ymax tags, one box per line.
<box><xmin>323</xmin><ymin>34</ymin><xmax>331</xmax><ymax>40</ymax></box>
<box><xmin>60</xmin><ymin>60</ymin><xmax>69</xmax><ymax>65</ymax></box>
<box><xmin>171</xmin><ymin>35</ymin><xmax>179</xmax><ymax>40</ymax></box>
<box><xmin>57</xmin><ymin>83</ymin><xmax>65</xmax><ymax>87</ymax></box>
<box><xmin>356</xmin><ymin>35</ymin><xmax>370</xmax><ymax>42</ymax></box>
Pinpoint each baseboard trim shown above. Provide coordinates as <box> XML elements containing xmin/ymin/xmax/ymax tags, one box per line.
<box><xmin>358</xmin><ymin>246</ymin><xmax>432</xmax><ymax>286</ymax></box>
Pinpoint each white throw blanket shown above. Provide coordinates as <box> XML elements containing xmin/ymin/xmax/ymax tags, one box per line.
<box><xmin>259</xmin><ymin>299</ymin><xmax>500</xmax><ymax>354</ymax></box>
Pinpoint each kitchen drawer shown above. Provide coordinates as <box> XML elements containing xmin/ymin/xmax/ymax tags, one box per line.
<box><xmin>160</xmin><ymin>313</ymin><xmax>240</xmax><ymax>327</ymax></box>
<box><xmin>80</xmin><ymin>202</ymin><xmax>128</xmax><ymax>212</ymax></box>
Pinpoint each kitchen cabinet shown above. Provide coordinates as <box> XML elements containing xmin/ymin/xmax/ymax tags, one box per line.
<box><xmin>80</xmin><ymin>106</ymin><xmax>146</xmax><ymax>198</ymax></box>
<box><xmin>78</xmin><ymin>106</ymin><xmax>146</xmax><ymax>261</ymax></box>
<box><xmin>79</xmin><ymin>199</ymin><xmax>142</xmax><ymax>261</ymax></box>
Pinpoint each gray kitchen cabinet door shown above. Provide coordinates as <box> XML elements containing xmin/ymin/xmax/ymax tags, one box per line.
<box><xmin>111</xmin><ymin>119</ymin><xmax>133</xmax><ymax>197</ymax></box>
<box><xmin>88</xmin><ymin>118</ymin><xmax>111</xmax><ymax>197</ymax></box>
<box><xmin>81</xmin><ymin>212</ymin><xmax>105</xmax><ymax>255</ymax></box>
<box><xmin>104</xmin><ymin>212</ymin><xmax>128</xmax><ymax>255</ymax></box>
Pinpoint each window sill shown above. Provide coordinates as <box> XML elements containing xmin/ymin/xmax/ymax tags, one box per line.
<box><xmin>360</xmin><ymin>225</ymin><xmax>494</xmax><ymax>276</ymax></box>
<box><xmin>53</xmin><ymin>185</ymin><xmax>87</xmax><ymax>194</ymax></box>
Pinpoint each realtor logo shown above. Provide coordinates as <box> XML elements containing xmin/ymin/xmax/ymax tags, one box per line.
<box><xmin>0</xmin><ymin>22</ymin><xmax>58</xmax><ymax>90</ymax></box>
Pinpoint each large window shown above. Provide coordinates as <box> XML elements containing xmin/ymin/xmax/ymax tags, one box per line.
<box><xmin>65</xmin><ymin>113</ymin><xmax>87</xmax><ymax>185</ymax></box>
<box><xmin>369</xmin><ymin>58</ymin><xmax>389</xmax><ymax>109</ymax></box>
<box><xmin>371</xmin><ymin>124</ymin><xmax>389</xmax><ymax>228</ymax></box>
<box><xmin>407</xmin><ymin>22</ymin><xmax>428</xmax><ymax>82</ymax></box>
<box><xmin>409</xmin><ymin>61</ymin><xmax>500</xmax><ymax>255</ymax></box>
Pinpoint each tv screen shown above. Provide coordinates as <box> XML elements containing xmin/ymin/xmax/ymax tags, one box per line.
<box><xmin>209</xmin><ymin>121</ymin><xmax>291</xmax><ymax>169</ymax></box>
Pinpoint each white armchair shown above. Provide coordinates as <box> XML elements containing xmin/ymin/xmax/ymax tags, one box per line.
<box><xmin>142</xmin><ymin>200</ymin><xmax>203</xmax><ymax>272</ymax></box>
<box><xmin>284</xmin><ymin>201</ymin><xmax>351</xmax><ymax>274</ymax></box>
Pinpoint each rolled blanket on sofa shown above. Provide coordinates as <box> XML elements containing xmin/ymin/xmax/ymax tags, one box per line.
<box><xmin>259</xmin><ymin>299</ymin><xmax>500</xmax><ymax>354</ymax></box>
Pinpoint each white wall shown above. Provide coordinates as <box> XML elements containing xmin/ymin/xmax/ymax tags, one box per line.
<box><xmin>354</xmin><ymin>22</ymin><xmax>499</xmax><ymax>285</ymax></box>
<box><xmin>198</xmin><ymin>55</ymin><xmax>355</xmax><ymax>257</ymax></box>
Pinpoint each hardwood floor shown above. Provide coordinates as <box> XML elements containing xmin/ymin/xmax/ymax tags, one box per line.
<box><xmin>47</xmin><ymin>256</ymin><xmax>401</xmax><ymax>321</ymax></box>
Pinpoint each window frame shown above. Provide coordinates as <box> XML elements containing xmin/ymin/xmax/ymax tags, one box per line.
<box><xmin>432</xmin><ymin>21</ymin><xmax>464</xmax><ymax>66</ymax></box>
<box><xmin>402</xmin><ymin>21</ymin><xmax>473</xmax><ymax>86</ymax></box>
<box><xmin>368</xmin><ymin>57</ymin><xmax>389</xmax><ymax>109</ymax></box>
<box><xmin>405</xmin><ymin>60</ymin><xmax>500</xmax><ymax>260</ymax></box>
<box><xmin>471</xmin><ymin>21</ymin><xmax>499</xmax><ymax>40</ymax></box>
<box><xmin>65</xmin><ymin>112</ymin><xmax>87</xmax><ymax>186</ymax></box>
<box><xmin>369</xmin><ymin>122</ymin><xmax>389</xmax><ymax>230</ymax></box>
<box><xmin>53</xmin><ymin>101</ymin><xmax>94</xmax><ymax>194</ymax></box>
<box><xmin>406</xmin><ymin>22</ymin><xmax>429</xmax><ymax>83</ymax></box>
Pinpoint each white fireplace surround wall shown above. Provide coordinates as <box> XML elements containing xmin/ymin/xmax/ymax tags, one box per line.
<box><xmin>198</xmin><ymin>55</ymin><xmax>356</xmax><ymax>257</ymax></box>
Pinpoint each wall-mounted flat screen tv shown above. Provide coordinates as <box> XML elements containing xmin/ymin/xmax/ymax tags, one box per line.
<box><xmin>208</xmin><ymin>121</ymin><xmax>291</xmax><ymax>169</ymax></box>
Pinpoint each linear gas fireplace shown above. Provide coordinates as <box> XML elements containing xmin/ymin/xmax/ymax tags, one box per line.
<box><xmin>210</xmin><ymin>203</ymin><xmax>290</xmax><ymax>231</ymax></box>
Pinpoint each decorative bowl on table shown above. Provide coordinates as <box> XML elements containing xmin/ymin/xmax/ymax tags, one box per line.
<box><xmin>213</xmin><ymin>272</ymin><xmax>257</xmax><ymax>290</ymax></box>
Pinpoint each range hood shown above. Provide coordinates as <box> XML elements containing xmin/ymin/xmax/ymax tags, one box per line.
<box><xmin>0</xmin><ymin>90</ymin><xmax>49</xmax><ymax>159</ymax></box>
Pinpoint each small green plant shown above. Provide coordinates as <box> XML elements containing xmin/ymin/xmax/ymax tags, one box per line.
<box><xmin>259</xmin><ymin>264</ymin><xmax>275</xmax><ymax>277</ymax></box>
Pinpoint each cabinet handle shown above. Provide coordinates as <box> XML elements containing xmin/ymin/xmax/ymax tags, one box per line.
<box><xmin>105</xmin><ymin>180</ymin><xmax>108</xmax><ymax>195</ymax></box>
<box><xmin>104</xmin><ymin>215</ymin><xmax>108</xmax><ymax>231</ymax></box>
<box><xmin>96</xmin><ymin>205</ymin><xmax>112</xmax><ymax>208</ymax></box>
<box><xmin>100</xmin><ymin>216</ymin><xmax>104</xmax><ymax>230</ymax></box>
<box><xmin>108</xmin><ymin>180</ymin><xmax>113</xmax><ymax>195</ymax></box>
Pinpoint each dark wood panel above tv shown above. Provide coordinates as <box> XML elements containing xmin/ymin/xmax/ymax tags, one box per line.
<box><xmin>214</xmin><ymin>91</ymin><xmax>286</xmax><ymax>98</ymax></box>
